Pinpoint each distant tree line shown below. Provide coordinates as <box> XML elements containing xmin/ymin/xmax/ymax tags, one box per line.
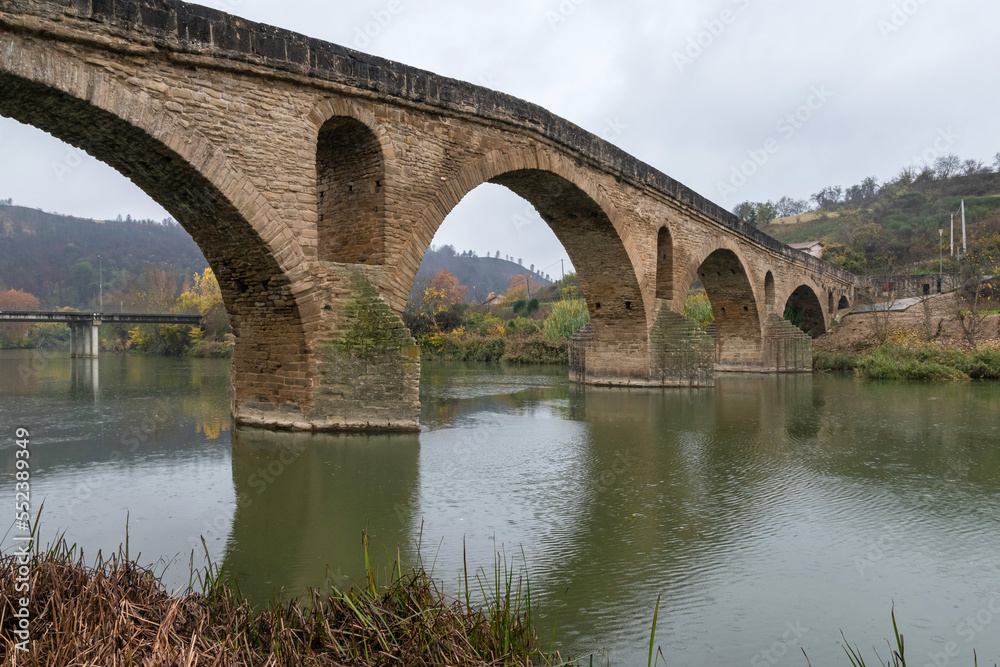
<box><xmin>733</xmin><ymin>152</ymin><xmax>1000</xmax><ymax>227</ymax></box>
<box><xmin>732</xmin><ymin>151</ymin><xmax>1000</xmax><ymax>274</ymax></box>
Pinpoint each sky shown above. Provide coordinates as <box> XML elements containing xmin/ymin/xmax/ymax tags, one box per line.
<box><xmin>2</xmin><ymin>0</ymin><xmax>999</xmax><ymax>276</ymax></box>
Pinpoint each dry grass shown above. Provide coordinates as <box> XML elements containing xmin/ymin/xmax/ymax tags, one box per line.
<box><xmin>1</xmin><ymin>533</ymin><xmax>573</xmax><ymax>666</ymax></box>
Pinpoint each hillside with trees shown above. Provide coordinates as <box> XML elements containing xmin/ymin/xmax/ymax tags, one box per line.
<box><xmin>733</xmin><ymin>153</ymin><xmax>1000</xmax><ymax>274</ymax></box>
<box><xmin>410</xmin><ymin>244</ymin><xmax>553</xmax><ymax>305</ymax></box>
<box><xmin>0</xmin><ymin>202</ymin><xmax>208</xmax><ymax>309</ymax></box>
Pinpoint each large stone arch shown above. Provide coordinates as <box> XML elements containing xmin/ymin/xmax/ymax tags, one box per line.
<box><xmin>0</xmin><ymin>47</ymin><xmax>316</xmax><ymax>424</ymax></box>
<box><xmin>782</xmin><ymin>283</ymin><xmax>827</xmax><ymax>338</ymax></box>
<box><xmin>686</xmin><ymin>245</ymin><xmax>763</xmax><ymax>371</ymax></box>
<box><xmin>394</xmin><ymin>147</ymin><xmax>650</xmax><ymax>382</ymax></box>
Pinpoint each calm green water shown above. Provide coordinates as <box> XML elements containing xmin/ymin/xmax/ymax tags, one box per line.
<box><xmin>2</xmin><ymin>349</ymin><xmax>1000</xmax><ymax>665</ymax></box>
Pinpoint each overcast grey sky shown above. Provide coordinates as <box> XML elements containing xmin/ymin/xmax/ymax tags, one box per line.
<box><xmin>2</xmin><ymin>0</ymin><xmax>998</xmax><ymax>276</ymax></box>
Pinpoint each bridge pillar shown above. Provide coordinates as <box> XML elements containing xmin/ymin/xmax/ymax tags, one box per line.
<box><xmin>569</xmin><ymin>303</ymin><xmax>715</xmax><ymax>387</ymax></box>
<box><xmin>69</xmin><ymin>323</ymin><xmax>83</xmax><ymax>358</ymax></box>
<box><xmin>761</xmin><ymin>315</ymin><xmax>813</xmax><ymax>373</ymax></box>
<box><xmin>232</xmin><ymin>268</ymin><xmax>420</xmax><ymax>432</ymax></box>
<box><xmin>89</xmin><ymin>322</ymin><xmax>100</xmax><ymax>357</ymax></box>
<box><xmin>69</xmin><ymin>321</ymin><xmax>100</xmax><ymax>358</ymax></box>
<box><xmin>647</xmin><ymin>302</ymin><xmax>715</xmax><ymax>386</ymax></box>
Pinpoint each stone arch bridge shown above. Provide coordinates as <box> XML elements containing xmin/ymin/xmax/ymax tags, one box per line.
<box><xmin>0</xmin><ymin>0</ymin><xmax>856</xmax><ymax>431</ymax></box>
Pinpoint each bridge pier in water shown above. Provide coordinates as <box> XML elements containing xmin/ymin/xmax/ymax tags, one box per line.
<box><xmin>68</xmin><ymin>322</ymin><xmax>100</xmax><ymax>359</ymax></box>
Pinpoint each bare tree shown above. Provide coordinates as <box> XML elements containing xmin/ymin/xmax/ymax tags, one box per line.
<box><xmin>860</xmin><ymin>283</ymin><xmax>897</xmax><ymax>345</ymax></box>
<box><xmin>954</xmin><ymin>243</ymin><xmax>999</xmax><ymax>347</ymax></box>
<box><xmin>963</xmin><ymin>159</ymin><xmax>987</xmax><ymax>175</ymax></box>
<box><xmin>933</xmin><ymin>154</ymin><xmax>962</xmax><ymax>179</ymax></box>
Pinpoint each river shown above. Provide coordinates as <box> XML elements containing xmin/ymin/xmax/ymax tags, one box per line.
<box><xmin>2</xmin><ymin>349</ymin><xmax>999</xmax><ymax>665</ymax></box>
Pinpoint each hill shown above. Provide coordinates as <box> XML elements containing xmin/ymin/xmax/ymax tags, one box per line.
<box><xmin>0</xmin><ymin>204</ymin><xmax>208</xmax><ymax>308</ymax></box>
<box><xmin>758</xmin><ymin>171</ymin><xmax>1000</xmax><ymax>273</ymax></box>
<box><xmin>410</xmin><ymin>246</ymin><xmax>552</xmax><ymax>304</ymax></box>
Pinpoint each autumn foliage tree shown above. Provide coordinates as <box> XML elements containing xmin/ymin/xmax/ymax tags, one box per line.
<box><xmin>503</xmin><ymin>274</ymin><xmax>543</xmax><ymax>304</ymax></box>
<box><xmin>0</xmin><ymin>288</ymin><xmax>40</xmax><ymax>347</ymax></box>
<box><xmin>429</xmin><ymin>269</ymin><xmax>469</xmax><ymax>305</ymax></box>
<box><xmin>410</xmin><ymin>269</ymin><xmax>470</xmax><ymax>334</ymax></box>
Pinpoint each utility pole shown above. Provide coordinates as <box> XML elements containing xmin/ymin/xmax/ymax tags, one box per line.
<box><xmin>961</xmin><ymin>199</ymin><xmax>967</xmax><ymax>255</ymax></box>
<box><xmin>561</xmin><ymin>259</ymin><xmax>565</xmax><ymax>281</ymax></box>
<box><xmin>939</xmin><ymin>228</ymin><xmax>943</xmax><ymax>278</ymax></box>
<box><xmin>98</xmin><ymin>254</ymin><xmax>103</xmax><ymax>310</ymax></box>
<box><xmin>950</xmin><ymin>213</ymin><xmax>954</xmax><ymax>256</ymax></box>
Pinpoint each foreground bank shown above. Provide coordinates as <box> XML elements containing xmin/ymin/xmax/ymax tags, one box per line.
<box><xmin>0</xmin><ymin>538</ymin><xmax>562</xmax><ymax>666</ymax></box>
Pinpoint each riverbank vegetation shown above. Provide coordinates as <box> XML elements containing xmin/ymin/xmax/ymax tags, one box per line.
<box><xmin>5</xmin><ymin>537</ymin><xmax>995</xmax><ymax>665</ymax></box>
<box><xmin>814</xmin><ymin>338</ymin><xmax>1000</xmax><ymax>381</ymax></box>
<box><xmin>0</xmin><ymin>535</ymin><xmax>567</xmax><ymax>666</ymax></box>
<box><xmin>405</xmin><ymin>271</ymin><xmax>590</xmax><ymax>364</ymax></box>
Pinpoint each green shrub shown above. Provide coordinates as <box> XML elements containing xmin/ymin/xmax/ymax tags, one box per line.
<box><xmin>683</xmin><ymin>290</ymin><xmax>714</xmax><ymax>329</ymax></box>
<box><xmin>854</xmin><ymin>344</ymin><xmax>969</xmax><ymax>381</ymax></box>
<box><xmin>813</xmin><ymin>349</ymin><xmax>856</xmax><ymax>371</ymax></box>
<box><xmin>503</xmin><ymin>336</ymin><xmax>568</xmax><ymax>364</ymax></box>
<box><xmin>506</xmin><ymin>316</ymin><xmax>541</xmax><ymax>338</ymax></box>
<box><xmin>541</xmin><ymin>300</ymin><xmax>589</xmax><ymax>340</ymax></box>
<box><xmin>463</xmin><ymin>336</ymin><xmax>506</xmax><ymax>362</ymax></box>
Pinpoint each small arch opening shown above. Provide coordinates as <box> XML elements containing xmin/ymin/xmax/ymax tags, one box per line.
<box><xmin>316</xmin><ymin>116</ymin><xmax>385</xmax><ymax>264</ymax></box>
<box><xmin>656</xmin><ymin>226</ymin><xmax>674</xmax><ymax>300</ymax></box>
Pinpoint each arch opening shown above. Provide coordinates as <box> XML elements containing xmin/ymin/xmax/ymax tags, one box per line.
<box><xmin>838</xmin><ymin>295</ymin><xmax>851</xmax><ymax>310</ymax></box>
<box><xmin>764</xmin><ymin>271</ymin><xmax>775</xmax><ymax>306</ymax></box>
<box><xmin>695</xmin><ymin>249</ymin><xmax>761</xmax><ymax>370</ymax></box>
<box><xmin>784</xmin><ymin>285</ymin><xmax>826</xmax><ymax>338</ymax></box>
<box><xmin>402</xmin><ymin>169</ymin><xmax>648</xmax><ymax>381</ymax></box>
<box><xmin>656</xmin><ymin>226</ymin><xmax>674</xmax><ymax>301</ymax></box>
<box><xmin>0</xmin><ymin>69</ymin><xmax>310</xmax><ymax>411</ymax></box>
<box><xmin>488</xmin><ymin>170</ymin><xmax>646</xmax><ymax>337</ymax></box>
<box><xmin>316</xmin><ymin>117</ymin><xmax>385</xmax><ymax>264</ymax></box>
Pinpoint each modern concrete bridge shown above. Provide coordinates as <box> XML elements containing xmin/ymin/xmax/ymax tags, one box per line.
<box><xmin>0</xmin><ymin>0</ymin><xmax>856</xmax><ymax>432</ymax></box>
<box><xmin>0</xmin><ymin>311</ymin><xmax>202</xmax><ymax>357</ymax></box>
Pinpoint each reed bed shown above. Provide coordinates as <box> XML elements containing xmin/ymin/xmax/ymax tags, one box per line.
<box><xmin>1</xmin><ymin>533</ymin><xmax>573</xmax><ymax>666</ymax></box>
